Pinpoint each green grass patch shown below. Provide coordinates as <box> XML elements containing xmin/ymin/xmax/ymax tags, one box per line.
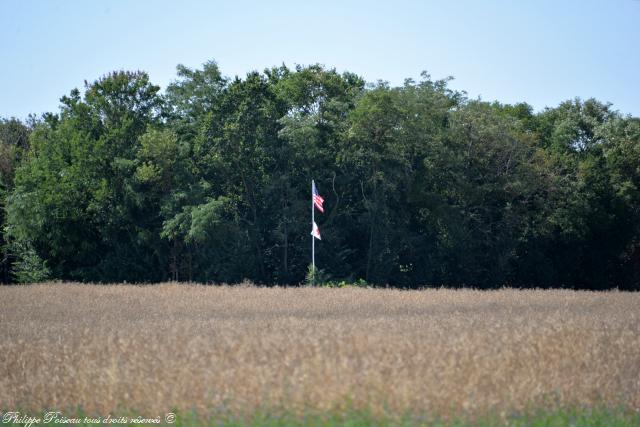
<box><xmin>3</xmin><ymin>407</ymin><xmax>640</xmax><ymax>427</ymax></box>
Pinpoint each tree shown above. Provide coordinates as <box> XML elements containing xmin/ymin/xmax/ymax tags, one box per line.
<box><xmin>7</xmin><ymin>71</ymin><xmax>163</xmax><ymax>282</ymax></box>
<box><xmin>4</xmin><ymin>62</ymin><xmax>639</xmax><ymax>289</ymax></box>
<box><xmin>0</xmin><ymin>117</ymin><xmax>32</xmax><ymax>282</ymax></box>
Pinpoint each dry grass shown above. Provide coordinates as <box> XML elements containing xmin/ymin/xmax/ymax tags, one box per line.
<box><xmin>1</xmin><ymin>283</ymin><xmax>639</xmax><ymax>420</ymax></box>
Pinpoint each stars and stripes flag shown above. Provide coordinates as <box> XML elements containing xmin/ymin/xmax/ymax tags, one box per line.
<box><xmin>312</xmin><ymin>181</ymin><xmax>324</xmax><ymax>213</ymax></box>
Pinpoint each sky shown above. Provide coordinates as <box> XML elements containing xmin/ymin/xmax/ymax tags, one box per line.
<box><xmin>1</xmin><ymin>0</ymin><xmax>639</xmax><ymax>119</ymax></box>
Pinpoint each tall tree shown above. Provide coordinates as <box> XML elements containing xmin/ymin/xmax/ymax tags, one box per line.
<box><xmin>7</xmin><ymin>71</ymin><xmax>163</xmax><ymax>282</ymax></box>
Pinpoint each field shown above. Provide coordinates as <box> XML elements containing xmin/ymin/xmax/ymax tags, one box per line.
<box><xmin>1</xmin><ymin>283</ymin><xmax>639</xmax><ymax>425</ymax></box>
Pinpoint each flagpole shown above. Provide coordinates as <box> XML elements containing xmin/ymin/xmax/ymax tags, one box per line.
<box><xmin>311</xmin><ymin>179</ymin><xmax>315</xmax><ymax>286</ymax></box>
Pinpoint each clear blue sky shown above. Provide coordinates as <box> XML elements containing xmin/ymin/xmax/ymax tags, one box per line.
<box><xmin>1</xmin><ymin>0</ymin><xmax>639</xmax><ymax>119</ymax></box>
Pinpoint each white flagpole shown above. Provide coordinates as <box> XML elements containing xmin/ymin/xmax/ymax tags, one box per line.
<box><xmin>311</xmin><ymin>179</ymin><xmax>315</xmax><ymax>286</ymax></box>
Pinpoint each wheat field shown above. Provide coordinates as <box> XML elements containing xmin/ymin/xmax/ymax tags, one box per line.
<box><xmin>1</xmin><ymin>283</ymin><xmax>639</xmax><ymax>421</ymax></box>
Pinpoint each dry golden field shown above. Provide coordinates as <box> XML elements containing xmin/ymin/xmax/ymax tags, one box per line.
<box><xmin>1</xmin><ymin>283</ymin><xmax>639</xmax><ymax>420</ymax></box>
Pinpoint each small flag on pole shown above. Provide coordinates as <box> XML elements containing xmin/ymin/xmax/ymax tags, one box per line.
<box><xmin>311</xmin><ymin>221</ymin><xmax>321</xmax><ymax>240</ymax></box>
<box><xmin>312</xmin><ymin>181</ymin><xmax>324</xmax><ymax>213</ymax></box>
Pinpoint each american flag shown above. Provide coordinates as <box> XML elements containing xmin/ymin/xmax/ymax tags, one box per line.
<box><xmin>312</xmin><ymin>181</ymin><xmax>324</xmax><ymax>213</ymax></box>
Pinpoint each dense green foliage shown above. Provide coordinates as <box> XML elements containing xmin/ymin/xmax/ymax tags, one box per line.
<box><xmin>1</xmin><ymin>62</ymin><xmax>639</xmax><ymax>288</ymax></box>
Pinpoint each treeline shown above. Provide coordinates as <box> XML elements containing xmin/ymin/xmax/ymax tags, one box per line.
<box><xmin>1</xmin><ymin>61</ymin><xmax>639</xmax><ymax>289</ymax></box>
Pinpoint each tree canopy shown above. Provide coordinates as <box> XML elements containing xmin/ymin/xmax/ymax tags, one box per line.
<box><xmin>2</xmin><ymin>62</ymin><xmax>639</xmax><ymax>289</ymax></box>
